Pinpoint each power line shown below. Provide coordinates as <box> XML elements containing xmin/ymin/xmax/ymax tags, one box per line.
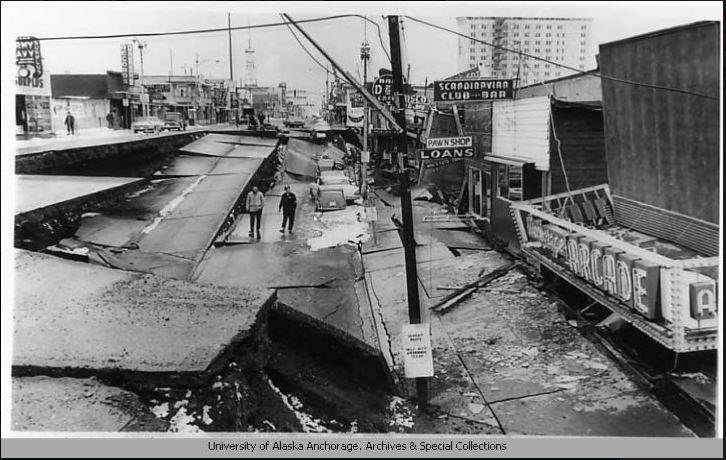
<box><xmin>279</xmin><ymin>14</ymin><xmax>332</xmax><ymax>76</ymax></box>
<box><xmin>32</xmin><ymin>15</ymin><xmax>360</xmax><ymax>41</ymax></box>
<box><xmin>404</xmin><ymin>15</ymin><xmax>719</xmax><ymax>100</ymax></box>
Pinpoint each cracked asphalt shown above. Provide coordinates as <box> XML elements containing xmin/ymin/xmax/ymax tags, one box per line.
<box><xmin>362</xmin><ymin>190</ymin><xmax>695</xmax><ymax>437</ymax></box>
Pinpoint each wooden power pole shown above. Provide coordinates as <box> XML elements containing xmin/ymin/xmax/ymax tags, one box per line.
<box><xmin>388</xmin><ymin>15</ymin><xmax>429</xmax><ymax>408</ymax></box>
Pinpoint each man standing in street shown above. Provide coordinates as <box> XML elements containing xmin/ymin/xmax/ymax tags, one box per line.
<box><xmin>64</xmin><ymin>111</ymin><xmax>75</xmax><ymax>135</ymax></box>
<box><xmin>246</xmin><ymin>186</ymin><xmax>265</xmax><ymax>239</ymax></box>
<box><xmin>278</xmin><ymin>185</ymin><xmax>297</xmax><ymax>234</ymax></box>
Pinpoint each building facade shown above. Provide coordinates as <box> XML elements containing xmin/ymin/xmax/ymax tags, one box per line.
<box><xmin>456</xmin><ymin>17</ymin><xmax>593</xmax><ymax>87</ymax></box>
<box><xmin>143</xmin><ymin>75</ymin><xmax>214</xmax><ymax>124</ymax></box>
<box><xmin>49</xmin><ymin>72</ymin><xmax>134</xmax><ymax>132</ymax></box>
<box><xmin>509</xmin><ymin>22</ymin><xmax>720</xmax><ymax>353</ymax></box>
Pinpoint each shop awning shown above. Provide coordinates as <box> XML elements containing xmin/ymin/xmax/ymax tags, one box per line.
<box><xmin>482</xmin><ymin>154</ymin><xmax>533</xmax><ymax>167</ymax></box>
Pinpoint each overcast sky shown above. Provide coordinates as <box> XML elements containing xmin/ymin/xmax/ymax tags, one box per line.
<box><xmin>2</xmin><ymin>1</ymin><xmax>723</xmax><ymax>106</ymax></box>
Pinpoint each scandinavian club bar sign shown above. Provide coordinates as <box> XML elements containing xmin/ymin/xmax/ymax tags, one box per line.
<box><xmin>433</xmin><ymin>78</ymin><xmax>515</xmax><ymax>102</ymax></box>
<box><xmin>421</xmin><ymin>136</ymin><xmax>475</xmax><ymax>169</ymax></box>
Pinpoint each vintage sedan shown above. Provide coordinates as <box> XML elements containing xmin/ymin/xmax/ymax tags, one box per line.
<box><xmin>132</xmin><ymin>117</ymin><xmax>164</xmax><ymax>133</ymax></box>
<box><xmin>316</xmin><ymin>188</ymin><xmax>346</xmax><ymax>212</ymax></box>
<box><xmin>162</xmin><ymin>112</ymin><xmax>186</xmax><ymax>131</ymax></box>
<box><xmin>310</xmin><ymin>171</ymin><xmax>360</xmax><ymax>202</ymax></box>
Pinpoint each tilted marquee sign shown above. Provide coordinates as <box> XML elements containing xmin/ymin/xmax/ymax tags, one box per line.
<box><xmin>433</xmin><ymin>79</ymin><xmax>515</xmax><ymax>102</ymax></box>
<box><xmin>523</xmin><ymin>213</ymin><xmax>718</xmax><ymax>326</ymax></box>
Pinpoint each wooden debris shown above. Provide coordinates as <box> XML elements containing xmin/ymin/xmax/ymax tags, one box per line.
<box><xmin>431</xmin><ymin>261</ymin><xmax>520</xmax><ymax>314</ymax></box>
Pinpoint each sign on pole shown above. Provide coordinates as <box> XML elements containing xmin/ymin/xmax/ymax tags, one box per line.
<box><xmin>402</xmin><ymin>323</ymin><xmax>434</xmax><ymax>378</ymax></box>
<box><xmin>420</xmin><ymin>136</ymin><xmax>475</xmax><ymax>169</ymax></box>
<box><xmin>433</xmin><ymin>78</ymin><xmax>515</xmax><ymax>102</ymax></box>
<box><xmin>372</xmin><ymin>75</ymin><xmax>394</xmax><ymax>105</ymax></box>
<box><xmin>365</xmin><ymin>206</ymin><xmax>377</xmax><ymax>222</ymax></box>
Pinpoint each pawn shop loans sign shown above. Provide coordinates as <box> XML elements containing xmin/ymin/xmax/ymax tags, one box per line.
<box><xmin>420</xmin><ymin>136</ymin><xmax>475</xmax><ymax>169</ymax></box>
<box><xmin>434</xmin><ymin>79</ymin><xmax>515</xmax><ymax>102</ymax></box>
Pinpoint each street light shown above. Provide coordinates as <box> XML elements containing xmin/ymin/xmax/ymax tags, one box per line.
<box><xmin>308</xmin><ymin>67</ymin><xmax>331</xmax><ymax>121</ymax></box>
<box><xmin>132</xmin><ymin>38</ymin><xmax>148</xmax><ymax>117</ymax></box>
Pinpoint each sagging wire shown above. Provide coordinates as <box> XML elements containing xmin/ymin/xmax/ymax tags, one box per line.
<box><xmin>404</xmin><ymin>15</ymin><xmax>719</xmax><ymax>101</ymax></box>
<box><xmin>279</xmin><ymin>14</ymin><xmax>332</xmax><ymax>76</ymax></box>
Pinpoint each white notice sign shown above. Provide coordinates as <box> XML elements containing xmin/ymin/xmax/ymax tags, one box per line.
<box><xmin>365</xmin><ymin>206</ymin><xmax>378</xmax><ymax>222</ymax></box>
<box><xmin>402</xmin><ymin>323</ymin><xmax>434</xmax><ymax>378</ymax></box>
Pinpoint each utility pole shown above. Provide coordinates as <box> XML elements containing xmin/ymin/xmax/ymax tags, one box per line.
<box><xmin>388</xmin><ymin>15</ymin><xmax>428</xmax><ymax>408</ymax></box>
<box><xmin>133</xmin><ymin>38</ymin><xmax>148</xmax><ymax>117</ymax></box>
<box><xmin>227</xmin><ymin>12</ymin><xmax>234</xmax><ymax>80</ymax></box>
<box><xmin>360</xmin><ymin>22</ymin><xmax>371</xmax><ymax>200</ymax></box>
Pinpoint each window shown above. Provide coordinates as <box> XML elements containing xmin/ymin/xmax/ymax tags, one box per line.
<box><xmin>557</xmin><ymin>25</ymin><xmax>563</xmax><ymax>30</ymax></box>
<box><xmin>507</xmin><ymin>166</ymin><xmax>523</xmax><ymax>201</ymax></box>
<box><xmin>536</xmin><ymin>24</ymin><xmax>541</xmax><ymax>29</ymax></box>
<box><xmin>497</xmin><ymin>166</ymin><xmax>523</xmax><ymax>201</ymax></box>
<box><xmin>546</xmin><ymin>25</ymin><xmax>552</xmax><ymax>30</ymax></box>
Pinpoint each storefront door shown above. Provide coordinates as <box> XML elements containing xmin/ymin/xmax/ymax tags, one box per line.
<box><xmin>469</xmin><ymin>168</ymin><xmax>491</xmax><ymax>219</ymax></box>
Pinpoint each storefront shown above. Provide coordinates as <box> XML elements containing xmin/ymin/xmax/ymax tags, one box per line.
<box><xmin>464</xmin><ymin>93</ymin><xmax>608</xmax><ymax>252</ymax></box>
<box><xmin>15</xmin><ymin>37</ymin><xmax>53</xmax><ymax>136</ymax></box>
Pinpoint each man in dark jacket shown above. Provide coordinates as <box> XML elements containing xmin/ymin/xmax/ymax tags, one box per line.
<box><xmin>64</xmin><ymin>111</ymin><xmax>75</xmax><ymax>135</ymax></box>
<box><xmin>278</xmin><ymin>185</ymin><xmax>297</xmax><ymax>234</ymax></box>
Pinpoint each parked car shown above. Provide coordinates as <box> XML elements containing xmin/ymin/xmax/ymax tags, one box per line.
<box><xmin>310</xmin><ymin>171</ymin><xmax>360</xmax><ymax>202</ymax></box>
<box><xmin>133</xmin><ymin>117</ymin><xmax>164</xmax><ymax>133</ymax></box>
<box><xmin>316</xmin><ymin>188</ymin><xmax>347</xmax><ymax>212</ymax></box>
<box><xmin>163</xmin><ymin>112</ymin><xmax>186</xmax><ymax>131</ymax></box>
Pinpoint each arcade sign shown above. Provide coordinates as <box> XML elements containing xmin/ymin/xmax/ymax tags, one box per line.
<box><xmin>523</xmin><ymin>213</ymin><xmax>718</xmax><ymax>325</ymax></box>
<box><xmin>433</xmin><ymin>78</ymin><xmax>515</xmax><ymax>102</ymax></box>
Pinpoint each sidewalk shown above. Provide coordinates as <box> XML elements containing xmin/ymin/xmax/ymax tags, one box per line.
<box><xmin>362</xmin><ymin>189</ymin><xmax>694</xmax><ymax>436</ymax></box>
<box><xmin>15</xmin><ymin>126</ymin><xmax>210</xmax><ymax>156</ymax></box>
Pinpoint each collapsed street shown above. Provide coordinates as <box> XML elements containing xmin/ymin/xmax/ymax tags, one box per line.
<box><xmin>7</xmin><ymin>8</ymin><xmax>720</xmax><ymax>445</ymax></box>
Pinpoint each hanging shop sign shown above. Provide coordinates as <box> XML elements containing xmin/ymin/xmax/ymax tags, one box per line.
<box><xmin>372</xmin><ymin>75</ymin><xmax>394</xmax><ymax>105</ymax></box>
<box><xmin>521</xmin><ymin>213</ymin><xmax>718</xmax><ymax>324</ymax></box>
<box><xmin>433</xmin><ymin>79</ymin><xmax>515</xmax><ymax>102</ymax></box>
<box><xmin>419</xmin><ymin>136</ymin><xmax>475</xmax><ymax>169</ymax></box>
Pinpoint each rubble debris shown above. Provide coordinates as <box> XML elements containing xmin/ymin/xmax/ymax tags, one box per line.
<box><xmin>431</xmin><ymin>262</ymin><xmax>520</xmax><ymax>313</ymax></box>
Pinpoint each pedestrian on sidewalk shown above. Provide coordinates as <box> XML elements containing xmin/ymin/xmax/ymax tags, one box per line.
<box><xmin>64</xmin><ymin>111</ymin><xmax>75</xmax><ymax>135</ymax></box>
<box><xmin>278</xmin><ymin>185</ymin><xmax>297</xmax><ymax>234</ymax></box>
<box><xmin>246</xmin><ymin>186</ymin><xmax>265</xmax><ymax>238</ymax></box>
<box><xmin>106</xmin><ymin>112</ymin><xmax>114</xmax><ymax>129</ymax></box>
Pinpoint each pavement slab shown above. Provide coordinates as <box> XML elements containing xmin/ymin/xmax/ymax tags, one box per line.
<box><xmin>14</xmin><ymin>249</ymin><xmax>269</xmax><ymax>373</ymax></box>
<box><xmin>12</xmin><ymin>376</ymin><xmax>165</xmax><ymax>432</ymax></box>
<box><xmin>15</xmin><ymin>175</ymin><xmax>144</xmax><ymax>214</ymax></box>
<box><xmin>362</xmin><ymin>193</ymin><xmax>695</xmax><ymax>436</ymax></box>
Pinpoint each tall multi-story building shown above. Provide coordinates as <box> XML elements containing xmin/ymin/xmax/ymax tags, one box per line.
<box><xmin>456</xmin><ymin>17</ymin><xmax>593</xmax><ymax>87</ymax></box>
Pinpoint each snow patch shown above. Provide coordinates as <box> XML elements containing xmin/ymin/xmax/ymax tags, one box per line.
<box><xmin>267</xmin><ymin>379</ymin><xmax>331</xmax><ymax>433</ymax></box>
<box><xmin>168</xmin><ymin>407</ymin><xmax>201</xmax><ymax>433</ymax></box>
<box><xmin>151</xmin><ymin>402</ymin><xmax>169</xmax><ymax>418</ymax></box>
<box><xmin>307</xmin><ymin>205</ymin><xmax>370</xmax><ymax>251</ymax></box>
<box><xmin>202</xmin><ymin>406</ymin><xmax>213</xmax><ymax>425</ymax></box>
